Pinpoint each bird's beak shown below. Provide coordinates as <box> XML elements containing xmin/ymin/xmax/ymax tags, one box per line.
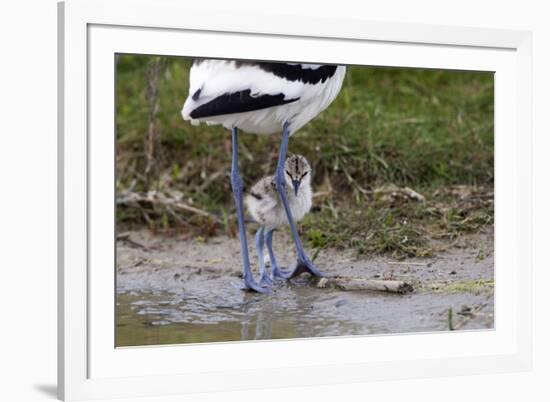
<box><xmin>292</xmin><ymin>179</ymin><xmax>301</xmax><ymax>196</ymax></box>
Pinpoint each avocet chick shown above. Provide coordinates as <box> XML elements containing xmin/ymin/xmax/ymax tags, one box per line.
<box><xmin>245</xmin><ymin>155</ymin><xmax>313</xmax><ymax>286</ymax></box>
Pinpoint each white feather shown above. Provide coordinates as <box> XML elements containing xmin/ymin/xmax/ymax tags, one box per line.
<box><xmin>181</xmin><ymin>60</ymin><xmax>346</xmax><ymax>135</ymax></box>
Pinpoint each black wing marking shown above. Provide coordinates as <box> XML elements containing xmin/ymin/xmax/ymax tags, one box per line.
<box><xmin>235</xmin><ymin>62</ymin><xmax>338</xmax><ymax>85</ymax></box>
<box><xmin>190</xmin><ymin>89</ymin><xmax>299</xmax><ymax>119</ymax></box>
<box><xmin>193</xmin><ymin>59</ymin><xmax>338</xmax><ymax>85</ymax></box>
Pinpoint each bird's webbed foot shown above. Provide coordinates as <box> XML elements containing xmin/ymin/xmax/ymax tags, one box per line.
<box><xmin>285</xmin><ymin>256</ymin><xmax>324</xmax><ymax>280</ymax></box>
<box><xmin>232</xmin><ymin>275</ymin><xmax>272</xmax><ymax>294</ymax></box>
<box><xmin>271</xmin><ymin>265</ymin><xmax>292</xmax><ymax>280</ymax></box>
<box><xmin>258</xmin><ymin>272</ymin><xmax>273</xmax><ymax>287</ymax></box>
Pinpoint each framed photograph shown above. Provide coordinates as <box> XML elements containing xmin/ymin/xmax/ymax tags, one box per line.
<box><xmin>58</xmin><ymin>0</ymin><xmax>533</xmax><ymax>400</ymax></box>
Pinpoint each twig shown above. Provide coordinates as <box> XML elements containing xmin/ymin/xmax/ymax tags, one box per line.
<box><xmin>197</xmin><ymin>170</ymin><xmax>225</xmax><ymax>192</ymax></box>
<box><xmin>388</xmin><ymin>261</ymin><xmax>428</xmax><ymax>267</ymax></box>
<box><xmin>340</xmin><ymin>162</ymin><xmax>369</xmax><ymax>195</ymax></box>
<box><xmin>140</xmin><ymin>208</ymin><xmax>153</xmax><ymax>227</ymax></box>
<box><xmin>172</xmin><ymin>201</ymin><xmax>214</xmax><ymax>218</ymax></box>
<box><xmin>451</xmin><ymin>303</ymin><xmax>488</xmax><ymax>331</ymax></box>
<box><xmin>316</xmin><ymin>276</ymin><xmax>413</xmax><ymax>294</ymax></box>
<box><xmin>164</xmin><ymin>204</ymin><xmax>190</xmax><ymax>227</ymax></box>
<box><xmin>117</xmin><ymin>190</ymin><xmax>219</xmax><ymax>222</ymax></box>
<box><xmin>312</xmin><ymin>191</ymin><xmax>332</xmax><ymax>200</ymax></box>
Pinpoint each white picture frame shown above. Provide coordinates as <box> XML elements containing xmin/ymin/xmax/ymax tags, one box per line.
<box><xmin>58</xmin><ymin>0</ymin><xmax>533</xmax><ymax>400</ymax></box>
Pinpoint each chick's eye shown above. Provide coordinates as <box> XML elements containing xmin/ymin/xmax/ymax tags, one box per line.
<box><xmin>301</xmin><ymin>171</ymin><xmax>309</xmax><ymax>179</ymax></box>
<box><xmin>286</xmin><ymin>170</ymin><xmax>292</xmax><ymax>177</ymax></box>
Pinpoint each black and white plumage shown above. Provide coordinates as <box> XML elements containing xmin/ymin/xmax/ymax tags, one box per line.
<box><xmin>181</xmin><ymin>60</ymin><xmax>346</xmax><ymax>134</ymax></box>
<box><xmin>181</xmin><ymin>59</ymin><xmax>346</xmax><ymax>293</ymax></box>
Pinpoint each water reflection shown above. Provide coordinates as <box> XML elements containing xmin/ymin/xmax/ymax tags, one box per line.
<box><xmin>115</xmin><ymin>278</ymin><xmax>491</xmax><ymax>347</ymax></box>
<box><xmin>116</xmin><ymin>288</ymin><xmax>362</xmax><ymax>346</ymax></box>
<box><xmin>254</xmin><ymin>311</ymin><xmax>272</xmax><ymax>340</ymax></box>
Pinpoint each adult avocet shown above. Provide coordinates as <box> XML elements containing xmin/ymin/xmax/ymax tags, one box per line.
<box><xmin>182</xmin><ymin>59</ymin><xmax>346</xmax><ymax>293</ymax></box>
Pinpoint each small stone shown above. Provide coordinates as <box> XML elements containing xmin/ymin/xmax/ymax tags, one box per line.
<box><xmin>317</xmin><ymin>277</ymin><xmax>329</xmax><ymax>288</ymax></box>
<box><xmin>335</xmin><ymin>299</ymin><xmax>348</xmax><ymax>308</ymax></box>
<box><xmin>458</xmin><ymin>305</ymin><xmax>473</xmax><ymax>316</ymax></box>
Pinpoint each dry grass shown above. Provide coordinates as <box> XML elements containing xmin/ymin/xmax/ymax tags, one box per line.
<box><xmin>116</xmin><ymin>55</ymin><xmax>494</xmax><ymax>257</ymax></box>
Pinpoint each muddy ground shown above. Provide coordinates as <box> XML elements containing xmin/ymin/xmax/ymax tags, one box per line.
<box><xmin>116</xmin><ymin>228</ymin><xmax>494</xmax><ymax>347</ymax></box>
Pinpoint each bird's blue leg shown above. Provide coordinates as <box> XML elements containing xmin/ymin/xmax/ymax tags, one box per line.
<box><xmin>255</xmin><ymin>226</ymin><xmax>272</xmax><ymax>286</ymax></box>
<box><xmin>274</xmin><ymin>122</ymin><xmax>324</xmax><ymax>279</ymax></box>
<box><xmin>230</xmin><ymin>127</ymin><xmax>269</xmax><ymax>293</ymax></box>
<box><xmin>265</xmin><ymin>229</ymin><xmax>289</xmax><ymax>280</ymax></box>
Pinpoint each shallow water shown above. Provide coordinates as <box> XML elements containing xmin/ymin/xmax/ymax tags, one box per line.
<box><xmin>116</xmin><ymin>231</ymin><xmax>494</xmax><ymax>346</ymax></box>
<box><xmin>116</xmin><ymin>286</ymin><xmax>365</xmax><ymax>346</ymax></box>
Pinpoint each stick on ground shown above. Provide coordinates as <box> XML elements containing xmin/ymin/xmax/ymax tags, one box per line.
<box><xmin>315</xmin><ymin>276</ymin><xmax>413</xmax><ymax>294</ymax></box>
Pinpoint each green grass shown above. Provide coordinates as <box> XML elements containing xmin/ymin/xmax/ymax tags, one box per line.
<box><xmin>301</xmin><ymin>185</ymin><xmax>493</xmax><ymax>259</ymax></box>
<box><xmin>116</xmin><ymin>55</ymin><xmax>494</xmax><ymax>256</ymax></box>
<box><xmin>432</xmin><ymin>279</ymin><xmax>494</xmax><ymax>295</ymax></box>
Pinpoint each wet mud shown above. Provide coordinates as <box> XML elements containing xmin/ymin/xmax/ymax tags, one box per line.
<box><xmin>116</xmin><ymin>229</ymin><xmax>494</xmax><ymax>346</ymax></box>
